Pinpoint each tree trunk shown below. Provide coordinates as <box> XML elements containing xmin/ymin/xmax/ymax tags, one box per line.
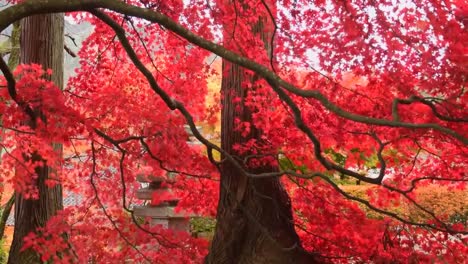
<box><xmin>8</xmin><ymin>13</ymin><xmax>64</xmax><ymax>264</ymax></box>
<box><xmin>206</xmin><ymin>4</ymin><xmax>319</xmax><ymax>263</ymax></box>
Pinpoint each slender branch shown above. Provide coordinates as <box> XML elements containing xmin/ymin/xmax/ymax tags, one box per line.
<box><xmin>291</xmin><ymin>173</ymin><xmax>467</xmax><ymax>234</ymax></box>
<box><xmin>140</xmin><ymin>138</ymin><xmax>216</xmax><ymax>180</ymax></box>
<box><xmin>64</xmin><ymin>44</ymin><xmax>77</xmax><ymax>57</ymax></box>
<box><xmin>125</xmin><ymin>16</ymin><xmax>174</xmax><ymax>84</ymax></box>
<box><xmin>0</xmin><ymin>1</ymin><xmax>465</xmax><ymax>185</ymax></box>
<box><xmin>0</xmin><ymin>143</ymin><xmax>36</xmax><ymax>177</ymax></box>
<box><xmin>369</xmin><ymin>132</ymin><xmax>388</xmax><ymax>182</ymax></box>
<box><xmin>402</xmin><ymin>146</ymin><xmax>422</xmax><ymax>182</ymax></box>
<box><xmin>400</xmin><ymin>177</ymin><xmax>468</xmax><ymax>194</ymax></box>
<box><xmin>90</xmin><ymin>141</ymin><xmax>151</xmax><ymax>262</ymax></box>
<box><xmin>93</xmin><ymin>129</ymin><xmax>144</xmax><ymax>213</ymax></box>
<box><xmin>0</xmin><ymin>125</ymin><xmax>35</xmax><ymax>134</ymax></box>
<box><xmin>392</xmin><ymin>95</ymin><xmax>468</xmax><ymax>123</ymax></box>
<box><xmin>90</xmin><ymin>10</ymin><xmax>252</xmax><ymax>187</ymax></box>
<box><xmin>64</xmin><ymin>33</ymin><xmax>78</xmax><ymax>47</ymax></box>
<box><xmin>94</xmin><ymin>132</ymin><xmax>213</xmax><ymax>247</ymax></box>
<box><xmin>0</xmin><ymin>0</ymin><xmax>465</xmax><ymax>237</ymax></box>
<box><xmin>383</xmin><ymin>183</ymin><xmax>461</xmax><ymax>231</ymax></box>
<box><xmin>0</xmin><ymin>57</ymin><xmax>37</xmax><ymax>127</ymax></box>
<box><xmin>94</xmin><ymin>128</ymin><xmax>147</xmax><ymax>146</ymax></box>
<box><xmin>0</xmin><ymin>0</ymin><xmax>465</xmax><ymax>144</ymax></box>
<box><xmin>259</xmin><ymin>0</ymin><xmax>277</xmax><ymax>72</ymax></box>
<box><xmin>267</xmin><ymin>79</ymin><xmax>384</xmax><ymax>184</ymax></box>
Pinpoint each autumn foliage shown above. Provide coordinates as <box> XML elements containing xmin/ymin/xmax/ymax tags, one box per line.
<box><xmin>0</xmin><ymin>0</ymin><xmax>467</xmax><ymax>263</ymax></box>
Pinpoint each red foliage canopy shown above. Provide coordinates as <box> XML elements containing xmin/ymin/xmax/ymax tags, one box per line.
<box><xmin>0</xmin><ymin>0</ymin><xmax>466</xmax><ymax>263</ymax></box>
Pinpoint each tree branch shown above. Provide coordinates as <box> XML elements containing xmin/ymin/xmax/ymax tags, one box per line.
<box><xmin>89</xmin><ymin>141</ymin><xmax>151</xmax><ymax>262</ymax></box>
<box><xmin>0</xmin><ymin>57</ymin><xmax>37</xmax><ymax>127</ymax></box>
<box><xmin>392</xmin><ymin>95</ymin><xmax>468</xmax><ymax>123</ymax></box>
<box><xmin>0</xmin><ymin>0</ymin><xmax>465</xmax><ymax>144</ymax></box>
<box><xmin>291</xmin><ymin>174</ymin><xmax>467</xmax><ymax>235</ymax></box>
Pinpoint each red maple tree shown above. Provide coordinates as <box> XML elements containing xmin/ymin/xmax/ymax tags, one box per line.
<box><xmin>0</xmin><ymin>0</ymin><xmax>466</xmax><ymax>263</ymax></box>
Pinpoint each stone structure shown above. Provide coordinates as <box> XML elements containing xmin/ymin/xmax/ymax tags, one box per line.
<box><xmin>133</xmin><ymin>125</ymin><xmax>202</xmax><ymax>232</ymax></box>
<box><xmin>133</xmin><ymin>174</ymin><xmax>191</xmax><ymax>231</ymax></box>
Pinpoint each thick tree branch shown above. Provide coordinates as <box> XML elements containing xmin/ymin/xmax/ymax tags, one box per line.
<box><xmin>0</xmin><ymin>0</ymin><xmax>464</xmax><ymax>187</ymax></box>
<box><xmin>267</xmin><ymin>79</ymin><xmax>385</xmax><ymax>184</ymax></box>
<box><xmin>0</xmin><ymin>0</ymin><xmax>465</xmax><ymax>189</ymax></box>
<box><xmin>89</xmin><ymin>10</ymin><xmax>262</xmax><ymax>187</ymax></box>
<box><xmin>0</xmin><ymin>0</ymin><xmax>466</xmax><ymax>144</ymax></box>
<box><xmin>0</xmin><ymin>0</ymin><xmax>465</xmax><ymax>237</ymax></box>
<box><xmin>77</xmin><ymin>6</ymin><xmax>468</xmax><ymax>186</ymax></box>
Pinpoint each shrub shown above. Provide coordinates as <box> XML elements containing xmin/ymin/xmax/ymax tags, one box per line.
<box><xmin>342</xmin><ymin>185</ymin><xmax>468</xmax><ymax>224</ymax></box>
<box><xmin>0</xmin><ymin>241</ymin><xmax>8</xmax><ymax>264</ymax></box>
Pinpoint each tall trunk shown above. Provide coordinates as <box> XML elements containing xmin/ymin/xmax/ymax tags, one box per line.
<box><xmin>206</xmin><ymin>3</ymin><xmax>318</xmax><ymax>264</ymax></box>
<box><xmin>8</xmin><ymin>13</ymin><xmax>64</xmax><ymax>264</ymax></box>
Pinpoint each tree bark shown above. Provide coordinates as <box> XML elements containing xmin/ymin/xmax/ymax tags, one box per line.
<box><xmin>8</xmin><ymin>13</ymin><xmax>64</xmax><ymax>264</ymax></box>
<box><xmin>206</xmin><ymin>3</ymin><xmax>319</xmax><ymax>264</ymax></box>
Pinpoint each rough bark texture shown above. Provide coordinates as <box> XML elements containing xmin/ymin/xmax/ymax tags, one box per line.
<box><xmin>206</xmin><ymin>4</ymin><xmax>319</xmax><ymax>263</ymax></box>
<box><xmin>8</xmin><ymin>13</ymin><xmax>64</xmax><ymax>264</ymax></box>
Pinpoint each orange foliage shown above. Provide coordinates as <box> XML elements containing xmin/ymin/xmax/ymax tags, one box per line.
<box><xmin>343</xmin><ymin>185</ymin><xmax>468</xmax><ymax>223</ymax></box>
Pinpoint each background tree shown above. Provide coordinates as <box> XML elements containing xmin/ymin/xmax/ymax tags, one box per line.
<box><xmin>207</xmin><ymin>1</ymin><xmax>316</xmax><ymax>263</ymax></box>
<box><xmin>8</xmin><ymin>13</ymin><xmax>64</xmax><ymax>263</ymax></box>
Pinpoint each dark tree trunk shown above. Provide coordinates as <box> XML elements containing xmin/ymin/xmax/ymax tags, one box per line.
<box><xmin>206</xmin><ymin>4</ymin><xmax>319</xmax><ymax>263</ymax></box>
<box><xmin>8</xmin><ymin>13</ymin><xmax>64</xmax><ymax>264</ymax></box>
<box><xmin>206</xmin><ymin>63</ymin><xmax>318</xmax><ymax>264</ymax></box>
